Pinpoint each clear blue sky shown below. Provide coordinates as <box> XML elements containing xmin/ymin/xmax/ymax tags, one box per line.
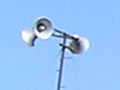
<box><xmin>0</xmin><ymin>0</ymin><xmax>120</xmax><ymax>90</ymax></box>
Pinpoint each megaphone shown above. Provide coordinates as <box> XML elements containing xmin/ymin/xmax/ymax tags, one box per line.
<box><xmin>21</xmin><ymin>30</ymin><xmax>37</xmax><ymax>46</ymax></box>
<box><xmin>33</xmin><ymin>17</ymin><xmax>54</xmax><ymax>39</ymax></box>
<box><xmin>21</xmin><ymin>17</ymin><xmax>54</xmax><ymax>46</ymax></box>
<box><xmin>69</xmin><ymin>35</ymin><xmax>89</xmax><ymax>54</ymax></box>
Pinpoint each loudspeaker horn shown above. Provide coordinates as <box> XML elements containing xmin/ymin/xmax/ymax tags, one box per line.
<box><xmin>21</xmin><ymin>30</ymin><xmax>37</xmax><ymax>46</ymax></box>
<box><xmin>69</xmin><ymin>35</ymin><xmax>89</xmax><ymax>54</ymax></box>
<box><xmin>33</xmin><ymin>17</ymin><xmax>54</xmax><ymax>39</ymax></box>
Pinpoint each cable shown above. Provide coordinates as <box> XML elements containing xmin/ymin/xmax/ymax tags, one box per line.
<box><xmin>33</xmin><ymin>50</ymin><xmax>62</xmax><ymax>90</ymax></box>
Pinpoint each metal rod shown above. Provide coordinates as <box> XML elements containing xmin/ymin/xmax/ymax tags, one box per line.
<box><xmin>57</xmin><ymin>34</ymin><xmax>67</xmax><ymax>90</ymax></box>
<box><xmin>54</xmin><ymin>28</ymin><xmax>65</xmax><ymax>34</ymax></box>
<box><xmin>52</xmin><ymin>33</ymin><xmax>63</xmax><ymax>38</ymax></box>
<box><xmin>54</xmin><ymin>28</ymin><xmax>78</xmax><ymax>40</ymax></box>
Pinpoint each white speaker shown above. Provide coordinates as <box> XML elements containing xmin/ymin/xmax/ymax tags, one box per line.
<box><xmin>21</xmin><ymin>30</ymin><xmax>37</xmax><ymax>46</ymax></box>
<box><xmin>69</xmin><ymin>35</ymin><xmax>89</xmax><ymax>54</ymax></box>
<box><xmin>33</xmin><ymin>17</ymin><xmax>54</xmax><ymax>39</ymax></box>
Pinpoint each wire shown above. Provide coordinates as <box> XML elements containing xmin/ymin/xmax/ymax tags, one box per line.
<box><xmin>32</xmin><ymin>50</ymin><xmax>62</xmax><ymax>90</ymax></box>
<box><xmin>70</xmin><ymin>59</ymin><xmax>81</xmax><ymax>90</ymax></box>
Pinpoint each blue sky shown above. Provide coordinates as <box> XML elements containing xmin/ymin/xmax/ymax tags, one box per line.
<box><xmin>0</xmin><ymin>0</ymin><xmax>120</xmax><ymax>90</ymax></box>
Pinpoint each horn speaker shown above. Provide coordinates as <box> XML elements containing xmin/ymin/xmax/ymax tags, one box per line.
<box><xmin>21</xmin><ymin>30</ymin><xmax>37</xmax><ymax>46</ymax></box>
<box><xmin>33</xmin><ymin>17</ymin><xmax>53</xmax><ymax>39</ymax></box>
<box><xmin>69</xmin><ymin>35</ymin><xmax>89</xmax><ymax>54</ymax></box>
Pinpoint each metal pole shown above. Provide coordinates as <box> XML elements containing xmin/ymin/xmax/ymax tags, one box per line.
<box><xmin>57</xmin><ymin>34</ymin><xmax>67</xmax><ymax>90</ymax></box>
